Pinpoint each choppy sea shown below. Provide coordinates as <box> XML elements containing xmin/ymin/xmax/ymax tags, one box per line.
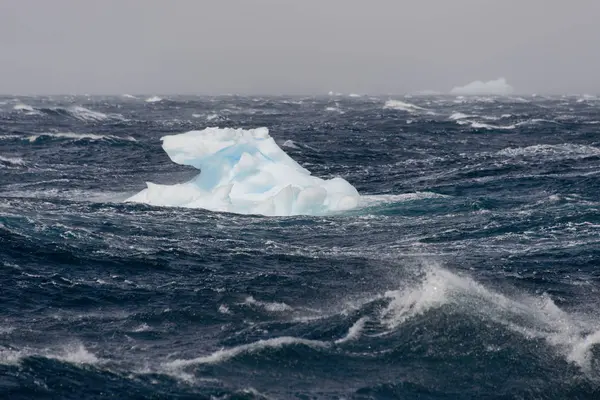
<box><xmin>1</xmin><ymin>94</ymin><xmax>600</xmax><ymax>399</ymax></box>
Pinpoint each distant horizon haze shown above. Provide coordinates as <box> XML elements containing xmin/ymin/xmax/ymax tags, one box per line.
<box><xmin>1</xmin><ymin>0</ymin><xmax>599</xmax><ymax>95</ymax></box>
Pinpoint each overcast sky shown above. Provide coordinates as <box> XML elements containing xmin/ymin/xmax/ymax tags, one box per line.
<box><xmin>1</xmin><ymin>0</ymin><xmax>598</xmax><ymax>95</ymax></box>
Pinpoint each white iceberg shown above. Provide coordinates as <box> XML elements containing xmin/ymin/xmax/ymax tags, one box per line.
<box><xmin>126</xmin><ymin>127</ymin><xmax>360</xmax><ymax>216</ymax></box>
<box><xmin>450</xmin><ymin>78</ymin><xmax>514</xmax><ymax>96</ymax></box>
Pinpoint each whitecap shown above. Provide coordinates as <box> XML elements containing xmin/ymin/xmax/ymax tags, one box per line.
<box><xmin>497</xmin><ymin>144</ymin><xmax>600</xmax><ymax>159</ymax></box>
<box><xmin>0</xmin><ymin>155</ymin><xmax>25</xmax><ymax>167</ymax></box>
<box><xmin>469</xmin><ymin>121</ymin><xmax>515</xmax><ymax>130</ymax></box>
<box><xmin>378</xmin><ymin>263</ymin><xmax>600</xmax><ymax>374</ymax></box>
<box><xmin>449</xmin><ymin>112</ymin><xmax>471</xmax><ymax>120</ymax></box>
<box><xmin>244</xmin><ymin>296</ymin><xmax>293</xmax><ymax>312</ymax></box>
<box><xmin>145</xmin><ymin>96</ymin><xmax>163</xmax><ymax>103</ymax></box>
<box><xmin>27</xmin><ymin>132</ymin><xmax>136</xmax><ymax>142</ymax></box>
<box><xmin>383</xmin><ymin>100</ymin><xmax>427</xmax><ymax>113</ymax></box>
<box><xmin>165</xmin><ymin>336</ymin><xmax>328</xmax><ymax>368</ymax></box>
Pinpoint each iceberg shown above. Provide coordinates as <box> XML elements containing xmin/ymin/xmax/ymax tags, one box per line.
<box><xmin>450</xmin><ymin>78</ymin><xmax>514</xmax><ymax>96</ymax></box>
<box><xmin>126</xmin><ymin>127</ymin><xmax>360</xmax><ymax>216</ymax></box>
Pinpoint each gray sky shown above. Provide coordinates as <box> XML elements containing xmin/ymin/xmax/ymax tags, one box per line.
<box><xmin>1</xmin><ymin>0</ymin><xmax>599</xmax><ymax>95</ymax></box>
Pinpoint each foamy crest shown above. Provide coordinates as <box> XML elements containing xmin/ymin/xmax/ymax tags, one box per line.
<box><xmin>166</xmin><ymin>316</ymin><xmax>368</xmax><ymax>368</ymax></box>
<box><xmin>27</xmin><ymin>132</ymin><xmax>136</xmax><ymax>143</ymax></box>
<box><xmin>335</xmin><ymin>317</ymin><xmax>369</xmax><ymax>344</ymax></box>
<box><xmin>358</xmin><ymin>192</ymin><xmax>450</xmax><ymax>208</ymax></box>
<box><xmin>0</xmin><ymin>343</ymin><xmax>100</xmax><ymax>367</ymax></box>
<box><xmin>244</xmin><ymin>296</ymin><xmax>293</xmax><ymax>312</ymax></box>
<box><xmin>165</xmin><ymin>337</ymin><xmax>328</xmax><ymax>368</ymax></box>
<box><xmin>379</xmin><ymin>264</ymin><xmax>600</xmax><ymax>373</ymax></box>
<box><xmin>145</xmin><ymin>96</ymin><xmax>163</xmax><ymax>103</ymax></box>
<box><xmin>497</xmin><ymin>144</ymin><xmax>600</xmax><ymax>159</ymax></box>
<box><xmin>13</xmin><ymin>104</ymin><xmax>42</xmax><ymax>116</ymax></box>
<box><xmin>65</xmin><ymin>106</ymin><xmax>111</xmax><ymax>122</ymax></box>
<box><xmin>449</xmin><ymin>112</ymin><xmax>471</xmax><ymax>120</ymax></box>
<box><xmin>467</xmin><ymin>121</ymin><xmax>515</xmax><ymax>130</ymax></box>
<box><xmin>0</xmin><ymin>155</ymin><xmax>25</xmax><ymax>167</ymax></box>
<box><xmin>383</xmin><ymin>100</ymin><xmax>427</xmax><ymax>113</ymax></box>
<box><xmin>49</xmin><ymin>344</ymin><xmax>99</xmax><ymax>365</ymax></box>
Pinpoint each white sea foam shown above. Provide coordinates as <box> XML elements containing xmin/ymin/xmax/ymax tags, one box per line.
<box><xmin>497</xmin><ymin>144</ymin><xmax>600</xmax><ymax>159</ymax></box>
<box><xmin>335</xmin><ymin>317</ymin><xmax>368</xmax><ymax>344</ymax></box>
<box><xmin>145</xmin><ymin>96</ymin><xmax>163</xmax><ymax>103</ymax></box>
<box><xmin>383</xmin><ymin>100</ymin><xmax>427</xmax><ymax>113</ymax></box>
<box><xmin>126</xmin><ymin>127</ymin><xmax>360</xmax><ymax>216</ymax></box>
<box><xmin>0</xmin><ymin>155</ymin><xmax>25</xmax><ymax>166</ymax></box>
<box><xmin>27</xmin><ymin>132</ymin><xmax>136</xmax><ymax>142</ymax></box>
<box><xmin>218</xmin><ymin>304</ymin><xmax>232</xmax><ymax>314</ymax></box>
<box><xmin>165</xmin><ymin>315</ymin><xmax>368</xmax><ymax>368</ymax></box>
<box><xmin>0</xmin><ymin>348</ymin><xmax>25</xmax><ymax>365</ymax></box>
<box><xmin>14</xmin><ymin>104</ymin><xmax>35</xmax><ymax>112</ymax></box>
<box><xmin>66</xmin><ymin>106</ymin><xmax>112</xmax><ymax>122</ymax></box>
<box><xmin>449</xmin><ymin>112</ymin><xmax>471</xmax><ymax>120</ymax></box>
<box><xmin>13</xmin><ymin>103</ymin><xmax>42</xmax><ymax>116</ymax></box>
<box><xmin>165</xmin><ymin>336</ymin><xmax>328</xmax><ymax>368</ymax></box>
<box><xmin>359</xmin><ymin>192</ymin><xmax>449</xmax><ymax>208</ymax></box>
<box><xmin>0</xmin><ymin>344</ymin><xmax>100</xmax><ymax>367</ymax></box>
<box><xmin>469</xmin><ymin>121</ymin><xmax>515</xmax><ymax>130</ymax></box>
<box><xmin>244</xmin><ymin>296</ymin><xmax>293</xmax><ymax>312</ymax></box>
<box><xmin>48</xmin><ymin>344</ymin><xmax>99</xmax><ymax>365</ymax></box>
<box><xmin>348</xmin><ymin>93</ymin><xmax>361</xmax><ymax>98</ymax></box>
<box><xmin>122</xmin><ymin>94</ymin><xmax>138</xmax><ymax>99</ymax></box>
<box><xmin>450</xmin><ymin>78</ymin><xmax>514</xmax><ymax>96</ymax></box>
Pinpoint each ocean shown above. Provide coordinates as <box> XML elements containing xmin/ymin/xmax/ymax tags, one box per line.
<box><xmin>1</xmin><ymin>94</ymin><xmax>599</xmax><ymax>399</ymax></box>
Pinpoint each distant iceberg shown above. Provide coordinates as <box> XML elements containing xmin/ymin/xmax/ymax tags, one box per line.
<box><xmin>450</xmin><ymin>78</ymin><xmax>514</xmax><ymax>96</ymax></box>
<box><xmin>126</xmin><ymin>127</ymin><xmax>360</xmax><ymax>216</ymax></box>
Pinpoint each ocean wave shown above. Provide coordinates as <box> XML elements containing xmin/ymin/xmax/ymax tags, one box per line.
<box><xmin>0</xmin><ymin>343</ymin><xmax>100</xmax><ymax>367</ymax></box>
<box><xmin>145</xmin><ymin>96</ymin><xmax>163</xmax><ymax>103</ymax></box>
<box><xmin>14</xmin><ymin>104</ymin><xmax>126</xmax><ymax>122</ymax></box>
<box><xmin>0</xmin><ymin>155</ymin><xmax>25</xmax><ymax>167</ymax></box>
<box><xmin>13</xmin><ymin>103</ymin><xmax>43</xmax><ymax>116</ymax></box>
<box><xmin>449</xmin><ymin>112</ymin><xmax>471</xmax><ymax>120</ymax></box>
<box><xmin>457</xmin><ymin>120</ymin><xmax>516</xmax><ymax>130</ymax></box>
<box><xmin>165</xmin><ymin>316</ymin><xmax>367</xmax><ymax>368</ymax></box>
<box><xmin>378</xmin><ymin>264</ymin><xmax>600</xmax><ymax>373</ymax></box>
<box><xmin>26</xmin><ymin>132</ymin><xmax>137</xmax><ymax>143</ymax></box>
<box><xmin>165</xmin><ymin>337</ymin><xmax>328</xmax><ymax>368</ymax></box>
<box><xmin>497</xmin><ymin>144</ymin><xmax>600</xmax><ymax>159</ymax></box>
<box><xmin>243</xmin><ymin>296</ymin><xmax>293</xmax><ymax>312</ymax></box>
<box><xmin>383</xmin><ymin>100</ymin><xmax>427</xmax><ymax>113</ymax></box>
<box><xmin>358</xmin><ymin>192</ymin><xmax>450</xmax><ymax>208</ymax></box>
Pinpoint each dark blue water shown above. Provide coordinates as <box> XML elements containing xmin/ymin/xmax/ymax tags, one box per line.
<box><xmin>1</xmin><ymin>94</ymin><xmax>599</xmax><ymax>399</ymax></box>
